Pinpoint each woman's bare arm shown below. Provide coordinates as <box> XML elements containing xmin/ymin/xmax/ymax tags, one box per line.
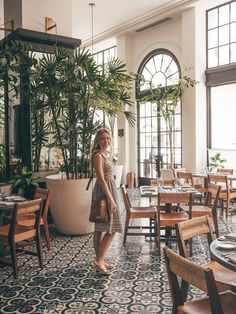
<box><xmin>93</xmin><ymin>153</ymin><xmax>117</xmax><ymax>213</ymax></box>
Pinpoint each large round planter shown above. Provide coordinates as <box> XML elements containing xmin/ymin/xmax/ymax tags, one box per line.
<box><xmin>45</xmin><ymin>174</ymin><xmax>94</xmax><ymax>235</ymax></box>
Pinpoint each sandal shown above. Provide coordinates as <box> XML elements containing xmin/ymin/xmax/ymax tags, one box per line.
<box><xmin>91</xmin><ymin>258</ymin><xmax>114</xmax><ymax>270</ymax></box>
<box><xmin>105</xmin><ymin>262</ymin><xmax>114</xmax><ymax>270</ymax></box>
<box><xmin>91</xmin><ymin>260</ymin><xmax>111</xmax><ymax>275</ymax></box>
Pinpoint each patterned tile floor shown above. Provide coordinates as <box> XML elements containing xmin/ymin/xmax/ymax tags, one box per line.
<box><xmin>0</xmin><ymin>189</ymin><xmax>236</xmax><ymax>313</ymax></box>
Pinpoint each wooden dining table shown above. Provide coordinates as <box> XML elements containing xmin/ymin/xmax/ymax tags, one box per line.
<box><xmin>210</xmin><ymin>238</ymin><xmax>236</xmax><ymax>272</ymax></box>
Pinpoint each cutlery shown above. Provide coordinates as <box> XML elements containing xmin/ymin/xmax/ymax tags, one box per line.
<box><xmin>222</xmin><ymin>251</ymin><xmax>236</xmax><ymax>257</ymax></box>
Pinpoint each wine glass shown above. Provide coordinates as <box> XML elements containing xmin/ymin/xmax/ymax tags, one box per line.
<box><xmin>174</xmin><ymin>178</ymin><xmax>181</xmax><ymax>191</ymax></box>
<box><xmin>157</xmin><ymin>178</ymin><xmax>164</xmax><ymax>191</ymax></box>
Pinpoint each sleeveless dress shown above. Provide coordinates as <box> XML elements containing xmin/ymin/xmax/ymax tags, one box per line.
<box><xmin>92</xmin><ymin>153</ymin><xmax>122</xmax><ymax>234</ymax></box>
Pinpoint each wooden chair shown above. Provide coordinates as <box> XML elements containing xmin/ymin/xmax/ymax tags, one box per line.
<box><xmin>177</xmin><ymin>171</ymin><xmax>206</xmax><ymax>203</ymax></box>
<box><xmin>164</xmin><ymin>246</ymin><xmax>236</xmax><ymax>314</ymax></box>
<box><xmin>217</xmin><ymin>168</ymin><xmax>234</xmax><ymax>174</ymax></box>
<box><xmin>16</xmin><ymin>188</ymin><xmax>51</xmax><ymax>250</ymax></box>
<box><xmin>160</xmin><ymin>168</ymin><xmax>175</xmax><ymax>180</ymax></box>
<box><xmin>208</xmin><ymin>174</ymin><xmax>236</xmax><ymax>218</ymax></box>
<box><xmin>0</xmin><ymin>199</ymin><xmax>43</xmax><ymax>279</ymax></box>
<box><xmin>149</xmin><ymin>178</ymin><xmax>174</xmax><ymax>186</ymax></box>
<box><xmin>157</xmin><ymin>192</ymin><xmax>192</xmax><ymax>255</ymax></box>
<box><xmin>181</xmin><ymin>183</ymin><xmax>221</xmax><ymax>237</ymax></box>
<box><xmin>121</xmin><ymin>185</ymin><xmax>158</xmax><ymax>245</ymax></box>
<box><xmin>173</xmin><ymin>167</ymin><xmax>187</xmax><ymax>177</ymax></box>
<box><xmin>176</xmin><ymin>216</ymin><xmax>236</xmax><ymax>293</ymax></box>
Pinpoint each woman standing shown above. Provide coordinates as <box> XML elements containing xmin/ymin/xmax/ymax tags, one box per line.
<box><xmin>90</xmin><ymin>128</ymin><xmax>122</xmax><ymax>275</ymax></box>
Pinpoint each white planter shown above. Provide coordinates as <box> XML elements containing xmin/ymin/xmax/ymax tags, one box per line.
<box><xmin>0</xmin><ymin>183</ymin><xmax>12</xmax><ymax>196</ymax></box>
<box><xmin>45</xmin><ymin>174</ymin><xmax>94</xmax><ymax>235</ymax></box>
<box><xmin>113</xmin><ymin>165</ymin><xmax>123</xmax><ymax>188</ymax></box>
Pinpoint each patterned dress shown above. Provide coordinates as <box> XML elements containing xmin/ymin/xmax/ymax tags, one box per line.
<box><xmin>92</xmin><ymin>153</ymin><xmax>122</xmax><ymax>234</ymax></box>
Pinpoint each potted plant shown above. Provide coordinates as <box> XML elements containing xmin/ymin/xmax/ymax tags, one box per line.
<box><xmin>137</xmin><ymin>72</ymin><xmax>197</xmax><ymax>169</ymax></box>
<box><xmin>208</xmin><ymin>153</ymin><xmax>226</xmax><ymax>172</ymax></box>
<box><xmin>30</xmin><ymin>47</ymin><xmax>135</xmax><ymax>235</ymax></box>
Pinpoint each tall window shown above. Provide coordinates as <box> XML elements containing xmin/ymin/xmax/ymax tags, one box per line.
<box><xmin>206</xmin><ymin>1</ymin><xmax>236</xmax><ymax>168</ymax></box>
<box><xmin>211</xmin><ymin>83</ymin><xmax>236</xmax><ymax>149</ymax></box>
<box><xmin>207</xmin><ymin>1</ymin><xmax>236</xmax><ymax>68</ymax></box>
<box><xmin>137</xmin><ymin>49</ymin><xmax>181</xmax><ymax>183</ymax></box>
<box><xmin>92</xmin><ymin>46</ymin><xmax>118</xmax><ymax>154</ymax></box>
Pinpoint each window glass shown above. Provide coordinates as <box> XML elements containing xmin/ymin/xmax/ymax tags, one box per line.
<box><xmin>211</xmin><ymin>84</ymin><xmax>236</xmax><ymax>149</ymax></box>
<box><xmin>219</xmin><ymin>45</ymin><xmax>229</xmax><ymax>65</ymax></box>
<box><xmin>219</xmin><ymin>4</ymin><xmax>229</xmax><ymax>26</ymax></box>
<box><xmin>231</xmin><ymin>2</ymin><xmax>236</xmax><ymax>21</ymax></box>
<box><xmin>219</xmin><ymin>25</ymin><xmax>229</xmax><ymax>45</ymax></box>
<box><xmin>208</xmin><ymin>48</ymin><xmax>218</xmax><ymax>67</ymax></box>
<box><xmin>208</xmin><ymin>8</ymin><xmax>218</xmax><ymax>29</ymax></box>
<box><xmin>231</xmin><ymin>42</ymin><xmax>236</xmax><ymax>62</ymax></box>
<box><xmin>208</xmin><ymin>28</ymin><xmax>218</xmax><ymax>48</ymax></box>
<box><xmin>230</xmin><ymin>22</ymin><xmax>236</xmax><ymax>42</ymax></box>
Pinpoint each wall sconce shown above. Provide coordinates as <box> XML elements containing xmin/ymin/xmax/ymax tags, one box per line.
<box><xmin>0</xmin><ymin>19</ymin><xmax>14</xmax><ymax>32</ymax></box>
<box><xmin>45</xmin><ymin>17</ymin><xmax>57</xmax><ymax>34</ymax></box>
<box><xmin>118</xmin><ymin>129</ymin><xmax>124</xmax><ymax>137</ymax></box>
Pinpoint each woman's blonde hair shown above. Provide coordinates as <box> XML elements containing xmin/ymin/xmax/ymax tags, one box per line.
<box><xmin>90</xmin><ymin>128</ymin><xmax>113</xmax><ymax>162</ymax></box>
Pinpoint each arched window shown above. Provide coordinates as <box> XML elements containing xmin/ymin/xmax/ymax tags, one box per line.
<box><xmin>136</xmin><ymin>49</ymin><xmax>181</xmax><ymax>184</ymax></box>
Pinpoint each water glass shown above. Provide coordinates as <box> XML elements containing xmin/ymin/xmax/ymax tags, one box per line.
<box><xmin>174</xmin><ymin>178</ymin><xmax>181</xmax><ymax>191</ymax></box>
<box><xmin>157</xmin><ymin>179</ymin><xmax>164</xmax><ymax>191</ymax></box>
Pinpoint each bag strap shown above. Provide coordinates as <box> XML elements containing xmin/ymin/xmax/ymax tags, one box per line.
<box><xmin>86</xmin><ymin>152</ymin><xmax>105</xmax><ymax>191</ymax></box>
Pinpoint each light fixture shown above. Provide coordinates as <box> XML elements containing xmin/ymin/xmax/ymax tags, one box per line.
<box><xmin>45</xmin><ymin>17</ymin><xmax>57</xmax><ymax>34</ymax></box>
<box><xmin>0</xmin><ymin>19</ymin><xmax>14</xmax><ymax>32</ymax></box>
<box><xmin>89</xmin><ymin>3</ymin><xmax>95</xmax><ymax>54</ymax></box>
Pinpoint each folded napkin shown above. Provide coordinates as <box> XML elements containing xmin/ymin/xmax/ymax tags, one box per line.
<box><xmin>0</xmin><ymin>201</ymin><xmax>14</xmax><ymax>206</ymax></box>
<box><xmin>228</xmin><ymin>256</ymin><xmax>236</xmax><ymax>264</ymax></box>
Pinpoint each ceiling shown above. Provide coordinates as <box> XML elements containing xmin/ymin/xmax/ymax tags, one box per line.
<box><xmin>72</xmin><ymin>0</ymin><xmax>198</xmax><ymax>45</ymax></box>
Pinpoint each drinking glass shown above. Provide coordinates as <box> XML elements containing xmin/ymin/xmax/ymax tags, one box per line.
<box><xmin>157</xmin><ymin>179</ymin><xmax>164</xmax><ymax>191</ymax></box>
<box><xmin>174</xmin><ymin>178</ymin><xmax>181</xmax><ymax>191</ymax></box>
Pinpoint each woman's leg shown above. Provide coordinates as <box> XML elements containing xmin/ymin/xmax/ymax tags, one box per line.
<box><xmin>96</xmin><ymin>232</ymin><xmax>116</xmax><ymax>266</ymax></box>
<box><xmin>93</xmin><ymin>231</ymin><xmax>102</xmax><ymax>258</ymax></box>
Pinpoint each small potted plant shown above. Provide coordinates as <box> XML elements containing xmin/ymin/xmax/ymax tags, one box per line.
<box><xmin>208</xmin><ymin>153</ymin><xmax>226</xmax><ymax>172</ymax></box>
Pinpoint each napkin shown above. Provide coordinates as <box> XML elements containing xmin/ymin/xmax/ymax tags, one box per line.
<box><xmin>0</xmin><ymin>201</ymin><xmax>14</xmax><ymax>206</ymax></box>
<box><xmin>228</xmin><ymin>256</ymin><xmax>236</xmax><ymax>264</ymax></box>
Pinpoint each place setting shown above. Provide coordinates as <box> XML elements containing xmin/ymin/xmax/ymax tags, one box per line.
<box><xmin>214</xmin><ymin>234</ymin><xmax>236</xmax><ymax>265</ymax></box>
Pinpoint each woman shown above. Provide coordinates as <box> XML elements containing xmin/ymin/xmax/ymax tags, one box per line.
<box><xmin>90</xmin><ymin>128</ymin><xmax>122</xmax><ymax>275</ymax></box>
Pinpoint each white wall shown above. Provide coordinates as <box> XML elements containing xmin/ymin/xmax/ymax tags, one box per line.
<box><xmin>22</xmin><ymin>0</ymin><xmax>73</xmax><ymax>36</ymax></box>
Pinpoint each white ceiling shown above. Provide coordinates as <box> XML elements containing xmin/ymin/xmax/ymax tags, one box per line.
<box><xmin>72</xmin><ymin>0</ymin><xmax>198</xmax><ymax>45</ymax></box>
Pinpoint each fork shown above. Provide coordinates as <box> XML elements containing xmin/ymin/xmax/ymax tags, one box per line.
<box><xmin>222</xmin><ymin>251</ymin><xmax>236</xmax><ymax>257</ymax></box>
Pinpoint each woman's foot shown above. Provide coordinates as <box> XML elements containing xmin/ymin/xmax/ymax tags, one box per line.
<box><xmin>91</xmin><ymin>259</ymin><xmax>111</xmax><ymax>275</ymax></box>
<box><xmin>91</xmin><ymin>258</ymin><xmax>114</xmax><ymax>270</ymax></box>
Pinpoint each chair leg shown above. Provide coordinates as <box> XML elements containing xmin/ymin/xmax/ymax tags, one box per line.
<box><xmin>123</xmin><ymin>216</ymin><xmax>129</xmax><ymax>245</ymax></box>
<box><xmin>226</xmin><ymin>198</ymin><xmax>229</xmax><ymax>219</ymax></box>
<box><xmin>8</xmin><ymin>240</ymin><xmax>18</xmax><ymax>279</ymax></box>
<box><xmin>157</xmin><ymin>223</ymin><xmax>161</xmax><ymax>255</ymax></box>
<box><xmin>212</xmin><ymin>210</ymin><xmax>219</xmax><ymax>238</ymax></box>
<box><xmin>36</xmin><ymin>228</ymin><xmax>43</xmax><ymax>269</ymax></box>
<box><xmin>154</xmin><ymin>216</ymin><xmax>158</xmax><ymax>248</ymax></box>
<box><xmin>43</xmin><ymin>221</ymin><xmax>51</xmax><ymax>251</ymax></box>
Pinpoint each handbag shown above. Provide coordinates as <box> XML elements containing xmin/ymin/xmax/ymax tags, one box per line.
<box><xmin>89</xmin><ymin>199</ymin><xmax>110</xmax><ymax>223</ymax></box>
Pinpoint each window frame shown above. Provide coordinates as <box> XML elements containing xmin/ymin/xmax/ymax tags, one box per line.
<box><xmin>136</xmin><ymin>49</ymin><xmax>182</xmax><ymax>185</ymax></box>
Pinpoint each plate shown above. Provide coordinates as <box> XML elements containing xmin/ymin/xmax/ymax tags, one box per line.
<box><xmin>225</xmin><ymin>234</ymin><xmax>236</xmax><ymax>241</ymax></box>
<box><xmin>215</xmin><ymin>240</ymin><xmax>236</xmax><ymax>249</ymax></box>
